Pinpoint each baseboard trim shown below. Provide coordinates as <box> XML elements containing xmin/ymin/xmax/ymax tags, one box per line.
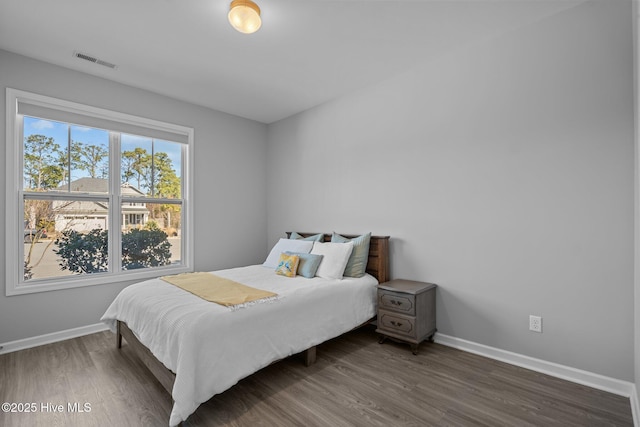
<box><xmin>0</xmin><ymin>323</ymin><xmax>109</xmax><ymax>355</ymax></box>
<box><xmin>630</xmin><ymin>385</ymin><xmax>640</xmax><ymax>427</ymax></box>
<box><xmin>434</xmin><ymin>333</ymin><xmax>635</xmax><ymax>398</ymax></box>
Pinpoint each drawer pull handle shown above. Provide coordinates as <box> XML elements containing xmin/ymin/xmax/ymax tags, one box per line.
<box><xmin>390</xmin><ymin>300</ymin><xmax>403</xmax><ymax>306</ymax></box>
<box><xmin>390</xmin><ymin>321</ymin><xmax>403</xmax><ymax>327</ymax></box>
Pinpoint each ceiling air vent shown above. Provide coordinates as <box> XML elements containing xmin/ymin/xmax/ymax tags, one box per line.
<box><xmin>73</xmin><ymin>51</ymin><xmax>118</xmax><ymax>70</ymax></box>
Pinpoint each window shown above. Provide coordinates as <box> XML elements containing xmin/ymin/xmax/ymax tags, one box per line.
<box><xmin>5</xmin><ymin>88</ymin><xmax>194</xmax><ymax>295</ymax></box>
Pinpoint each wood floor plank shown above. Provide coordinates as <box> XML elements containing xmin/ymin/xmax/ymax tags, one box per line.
<box><xmin>0</xmin><ymin>326</ymin><xmax>633</xmax><ymax>427</ymax></box>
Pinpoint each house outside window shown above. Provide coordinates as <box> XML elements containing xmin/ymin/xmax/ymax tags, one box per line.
<box><xmin>5</xmin><ymin>88</ymin><xmax>194</xmax><ymax>295</ymax></box>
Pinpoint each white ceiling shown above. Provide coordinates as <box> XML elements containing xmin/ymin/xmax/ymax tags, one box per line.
<box><xmin>0</xmin><ymin>0</ymin><xmax>584</xmax><ymax>124</ymax></box>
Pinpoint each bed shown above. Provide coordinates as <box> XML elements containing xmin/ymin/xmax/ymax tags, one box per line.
<box><xmin>101</xmin><ymin>232</ymin><xmax>389</xmax><ymax>426</ymax></box>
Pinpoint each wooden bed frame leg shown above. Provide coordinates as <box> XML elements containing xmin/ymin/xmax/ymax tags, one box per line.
<box><xmin>116</xmin><ymin>320</ymin><xmax>122</xmax><ymax>349</ymax></box>
<box><xmin>303</xmin><ymin>346</ymin><xmax>316</xmax><ymax>367</ymax></box>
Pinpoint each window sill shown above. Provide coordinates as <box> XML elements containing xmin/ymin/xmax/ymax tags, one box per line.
<box><xmin>6</xmin><ymin>264</ymin><xmax>192</xmax><ymax>296</ymax></box>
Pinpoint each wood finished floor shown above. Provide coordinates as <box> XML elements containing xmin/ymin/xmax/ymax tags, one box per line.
<box><xmin>0</xmin><ymin>326</ymin><xmax>633</xmax><ymax>427</ymax></box>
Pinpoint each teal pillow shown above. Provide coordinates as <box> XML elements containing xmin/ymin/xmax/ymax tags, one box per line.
<box><xmin>290</xmin><ymin>231</ymin><xmax>324</xmax><ymax>242</ymax></box>
<box><xmin>331</xmin><ymin>232</ymin><xmax>371</xmax><ymax>278</ymax></box>
<box><xmin>285</xmin><ymin>251</ymin><xmax>324</xmax><ymax>278</ymax></box>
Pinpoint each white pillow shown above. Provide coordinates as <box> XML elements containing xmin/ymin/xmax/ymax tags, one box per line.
<box><xmin>310</xmin><ymin>241</ymin><xmax>354</xmax><ymax>279</ymax></box>
<box><xmin>263</xmin><ymin>238</ymin><xmax>313</xmax><ymax>268</ymax></box>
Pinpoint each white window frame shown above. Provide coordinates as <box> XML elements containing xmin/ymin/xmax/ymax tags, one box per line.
<box><xmin>5</xmin><ymin>88</ymin><xmax>194</xmax><ymax>296</ymax></box>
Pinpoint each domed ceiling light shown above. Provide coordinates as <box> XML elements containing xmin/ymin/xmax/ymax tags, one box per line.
<box><xmin>228</xmin><ymin>0</ymin><xmax>262</xmax><ymax>34</ymax></box>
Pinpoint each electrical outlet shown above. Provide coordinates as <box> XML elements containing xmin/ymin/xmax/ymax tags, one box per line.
<box><xmin>529</xmin><ymin>315</ymin><xmax>542</xmax><ymax>333</ymax></box>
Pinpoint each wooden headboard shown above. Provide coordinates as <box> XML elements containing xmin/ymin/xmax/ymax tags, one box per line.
<box><xmin>285</xmin><ymin>232</ymin><xmax>390</xmax><ymax>283</ymax></box>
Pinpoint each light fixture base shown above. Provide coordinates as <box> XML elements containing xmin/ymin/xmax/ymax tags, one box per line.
<box><xmin>228</xmin><ymin>0</ymin><xmax>262</xmax><ymax>34</ymax></box>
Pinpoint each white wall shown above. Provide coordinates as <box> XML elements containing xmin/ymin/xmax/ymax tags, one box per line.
<box><xmin>0</xmin><ymin>50</ymin><xmax>268</xmax><ymax>343</ymax></box>
<box><xmin>267</xmin><ymin>0</ymin><xmax>634</xmax><ymax>381</ymax></box>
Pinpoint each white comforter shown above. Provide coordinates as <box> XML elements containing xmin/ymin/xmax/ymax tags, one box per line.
<box><xmin>101</xmin><ymin>265</ymin><xmax>378</xmax><ymax>426</ymax></box>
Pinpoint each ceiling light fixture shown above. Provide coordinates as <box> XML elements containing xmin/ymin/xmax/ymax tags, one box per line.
<box><xmin>228</xmin><ymin>0</ymin><xmax>261</xmax><ymax>34</ymax></box>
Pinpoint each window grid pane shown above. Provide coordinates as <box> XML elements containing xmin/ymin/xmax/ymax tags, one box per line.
<box><xmin>120</xmin><ymin>202</ymin><xmax>182</xmax><ymax>270</ymax></box>
<box><xmin>23</xmin><ymin>198</ymin><xmax>110</xmax><ymax>281</ymax></box>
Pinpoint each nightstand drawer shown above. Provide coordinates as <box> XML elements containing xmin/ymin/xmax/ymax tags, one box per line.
<box><xmin>378</xmin><ymin>310</ymin><xmax>416</xmax><ymax>338</ymax></box>
<box><xmin>378</xmin><ymin>290</ymin><xmax>415</xmax><ymax>315</ymax></box>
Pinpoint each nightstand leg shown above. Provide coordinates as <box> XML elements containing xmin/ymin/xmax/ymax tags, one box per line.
<box><xmin>410</xmin><ymin>343</ymin><xmax>419</xmax><ymax>355</ymax></box>
<box><xmin>378</xmin><ymin>335</ymin><xmax>387</xmax><ymax>344</ymax></box>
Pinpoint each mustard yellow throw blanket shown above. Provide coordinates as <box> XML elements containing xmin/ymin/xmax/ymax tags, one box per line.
<box><xmin>160</xmin><ymin>272</ymin><xmax>278</xmax><ymax>309</ymax></box>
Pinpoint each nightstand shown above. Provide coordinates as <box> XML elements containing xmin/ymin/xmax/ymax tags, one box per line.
<box><xmin>376</xmin><ymin>279</ymin><xmax>437</xmax><ymax>355</ymax></box>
